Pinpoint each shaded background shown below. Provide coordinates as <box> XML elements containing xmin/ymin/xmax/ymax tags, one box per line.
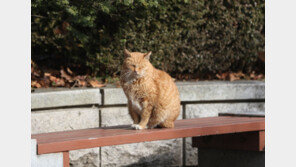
<box><xmin>31</xmin><ymin>0</ymin><xmax>264</xmax><ymax>87</ymax></box>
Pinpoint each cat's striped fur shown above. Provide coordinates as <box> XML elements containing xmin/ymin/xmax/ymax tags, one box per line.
<box><xmin>120</xmin><ymin>49</ymin><xmax>180</xmax><ymax>129</ymax></box>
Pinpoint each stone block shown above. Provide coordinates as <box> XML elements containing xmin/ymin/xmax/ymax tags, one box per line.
<box><xmin>185</xmin><ymin>138</ymin><xmax>198</xmax><ymax>166</ymax></box>
<box><xmin>185</xmin><ymin>102</ymin><xmax>265</xmax><ymax>119</ymax></box>
<box><xmin>100</xmin><ymin>107</ymin><xmax>183</xmax><ymax>167</ymax></box>
<box><xmin>100</xmin><ymin>106</ymin><xmax>183</xmax><ymax>127</ymax></box>
<box><xmin>32</xmin><ymin>108</ymin><xmax>101</xmax><ymax>166</ymax></box>
<box><xmin>101</xmin><ymin>139</ymin><xmax>182</xmax><ymax>167</ymax></box>
<box><xmin>178</xmin><ymin>105</ymin><xmax>183</xmax><ymax>120</ymax></box>
<box><xmin>31</xmin><ymin>107</ymin><xmax>99</xmax><ymax>134</ymax></box>
<box><xmin>101</xmin><ymin>87</ymin><xmax>127</xmax><ymax>105</ymax></box>
<box><xmin>31</xmin><ymin>88</ymin><xmax>101</xmax><ymax>109</ymax></box>
<box><xmin>101</xmin><ymin>81</ymin><xmax>265</xmax><ymax>106</ymax></box>
<box><xmin>100</xmin><ymin>107</ymin><xmax>132</xmax><ymax>127</ymax></box>
<box><xmin>31</xmin><ymin>139</ymin><xmax>63</xmax><ymax>167</ymax></box>
<box><xmin>184</xmin><ymin>102</ymin><xmax>265</xmax><ymax>166</ymax></box>
<box><xmin>70</xmin><ymin>148</ymin><xmax>100</xmax><ymax>167</ymax></box>
<box><xmin>177</xmin><ymin>81</ymin><xmax>265</xmax><ymax>102</ymax></box>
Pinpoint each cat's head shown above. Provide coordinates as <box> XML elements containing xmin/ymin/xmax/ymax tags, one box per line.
<box><xmin>121</xmin><ymin>49</ymin><xmax>153</xmax><ymax>79</ymax></box>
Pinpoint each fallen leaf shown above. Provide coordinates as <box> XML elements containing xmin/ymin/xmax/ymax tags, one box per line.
<box><xmin>216</xmin><ymin>72</ymin><xmax>229</xmax><ymax>80</ymax></box>
<box><xmin>229</xmin><ymin>73</ymin><xmax>239</xmax><ymax>81</ymax></box>
<box><xmin>74</xmin><ymin>75</ymin><xmax>87</xmax><ymax>80</ymax></box>
<box><xmin>41</xmin><ymin>78</ymin><xmax>51</xmax><ymax>88</ymax></box>
<box><xmin>33</xmin><ymin>71</ymin><xmax>40</xmax><ymax>77</ymax></box>
<box><xmin>257</xmin><ymin>74</ymin><xmax>264</xmax><ymax>79</ymax></box>
<box><xmin>49</xmin><ymin>76</ymin><xmax>57</xmax><ymax>82</ymax></box>
<box><xmin>60</xmin><ymin>69</ymin><xmax>73</xmax><ymax>82</ymax></box>
<box><xmin>44</xmin><ymin>73</ymin><xmax>51</xmax><ymax>77</ymax></box>
<box><xmin>235</xmin><ymin>71</ymin><xmax>245</xmax><ymax>78</ymax></box>
<box><xmin>89</xmin><ymin>79</ymin><xmax>105</xmax><ymax>88</ymax></box>
<box><xmin>31</xmin><ymin>81</ymin><xmax>41</xmax><ymax>88</ymax></box>
<box><xmin>250</xmin><ymin>71</ymin><xmax>256</xmax><ymax>79</ymax></box>
<box><xmin>55</xmin><ymin>78</ymin><xmax>65</xmax><ymax>87</ymax></box>
<box><xmin>67</xmin><ymin>67</ymin><xmax>73</xmax><ymax>75</ymax></box>
<box><xmin>79</xmin><ymin>80</ymin><xmax>87</xmax><ymax>87</ymax></box>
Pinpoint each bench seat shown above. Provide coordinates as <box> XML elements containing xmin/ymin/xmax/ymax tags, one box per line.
<box><xmin>32</xmin><ymin>116</ymin><xmax>264</xmax><ymax>155</ymax></box>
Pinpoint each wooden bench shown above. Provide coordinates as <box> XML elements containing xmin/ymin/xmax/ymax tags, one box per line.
<box><xmin>32</xmin><ymin>116</ymin><xmax>265</xmax><ymax>167</ymax></box>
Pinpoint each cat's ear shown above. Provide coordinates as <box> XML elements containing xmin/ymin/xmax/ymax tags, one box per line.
<box><xmin>144</xmin><ymin>51</ymin><xmax>152</xmax><ymax>60</ymax></box>
<box><xmin>124</xmin><ymin>49</ymin><xmax>131</xmax><ymax>58</ymax></box>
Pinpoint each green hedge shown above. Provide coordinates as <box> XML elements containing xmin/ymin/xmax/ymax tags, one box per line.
<box><xmin>32</xmin><ymin>0</ymin><xmax>265</xmax><ymax>78</ymax></box>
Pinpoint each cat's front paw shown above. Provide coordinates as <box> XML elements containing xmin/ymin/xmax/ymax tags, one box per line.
<box><xmin>131</xmin><ymin>124</ymin><xmax>145</xmax><ymax>130</ymax></box>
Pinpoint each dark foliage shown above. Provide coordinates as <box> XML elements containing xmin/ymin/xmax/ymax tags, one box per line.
<box><xmin>32</xmin><ymin>0</ymin><xmax>265</xmax><ymax>78</ymax></box>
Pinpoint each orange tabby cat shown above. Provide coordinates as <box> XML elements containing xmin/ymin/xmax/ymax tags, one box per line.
<box><xmin>120</xmin><ymin>49</ymin><xmax>180</xmax><ymax>130</ymax></box>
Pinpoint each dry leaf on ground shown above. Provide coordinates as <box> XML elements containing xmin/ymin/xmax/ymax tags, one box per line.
<box><xmin>229</xmin><ymin>73</ymin><xmax>239</xmax><ymax>81</ymax></box>
<box><xmin>31</xmin><ymin>81</ymin><xmax>41</xmax><ymax>88</ymax></box>
<box><xmin>216</xmin><ymin>72</ymin><xmax>229</xmax><ymax>80</ymax></box>
<box><xmin>89</xmin><ymin>79</ymin><xmax>105</xmax><ymax>88</ymax></box>
<box><xmin>44</xmin><ymin>73</ymin><xmax>51</xmax><ymax>77</ymax></box>
<box><xmin>79</xmin><ymin>80</ymin><xmax>87</xmax><ymax>87</ymax></box>
<box><xmin>60</xmin><ymin>69</ymin><xmax>73</xmax><ymax>82</ymax></box>
<box><xmin>67</xmin><ymin>67</ymin><xmax>73</xmax><ymax>75</ymax></box>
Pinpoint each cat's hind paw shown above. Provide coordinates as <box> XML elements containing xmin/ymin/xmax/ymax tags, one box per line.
<box><xmin>131</xmin><ymin>124</ymin><xmax>145</xmax><ymax>130</ymax></box>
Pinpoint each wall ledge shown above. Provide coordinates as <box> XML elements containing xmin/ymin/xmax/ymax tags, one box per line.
<box><xmin>31</xmin><ymin>81</ymin><xmax>265</xmax><ymax>109</ymax></box>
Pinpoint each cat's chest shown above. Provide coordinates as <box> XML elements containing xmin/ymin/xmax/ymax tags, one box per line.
<box><xmin>129</xmin><ymin>95</ymin><xmax>142</xmax><ymax>112</ymax></box>
<box><xmin>125</xmin><ymin>87</ymin><xmax>146</xmax><ymax>112</ymax></box>
<box><xmin>123</xmin><ymin>81</ymin><xmax>153</xmax><ymax>113</ymax></box>
<box><xmin>123</xmin><ymin>83</ymin><xmax>147</xmax><ymax>98</ymax></box>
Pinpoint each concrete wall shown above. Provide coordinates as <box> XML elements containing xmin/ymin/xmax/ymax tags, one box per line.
<box><xmin>31</xmin><ymin>139</ymin><xmax>63</xmax><ymax>167</ymax></box>
<box><xmin>31</xmin><ymin>81</ymin><xmax>265</xmax><ymax>167</ymax></box>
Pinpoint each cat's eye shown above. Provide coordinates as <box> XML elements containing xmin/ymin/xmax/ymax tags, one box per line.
<box><xmin>128</xmin><ymin>64</ymin><xmax>136</xmax><ymax>70</ymax></box>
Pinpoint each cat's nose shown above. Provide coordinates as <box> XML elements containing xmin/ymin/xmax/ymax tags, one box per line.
<box><xmin>134</xmin><ymin>68</ymin><xmax>139</xmax><ymax>74</ymax></box>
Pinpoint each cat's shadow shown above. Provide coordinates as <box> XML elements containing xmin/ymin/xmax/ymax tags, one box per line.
<box><xmin>99</xmin><ymin>125</ymin><xmax>163</xmax><ymax>130</ymax></box>
<box><xmin>100</xmin><ymin>125</ymin><xmax>131</xmax><ymax>130</ymax></box>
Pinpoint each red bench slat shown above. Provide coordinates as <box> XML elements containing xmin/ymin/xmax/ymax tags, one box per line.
<box><xmin>32</xmin><ymin>116</ymin><xmax>265</xmax><ymax>154</ymax></box>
